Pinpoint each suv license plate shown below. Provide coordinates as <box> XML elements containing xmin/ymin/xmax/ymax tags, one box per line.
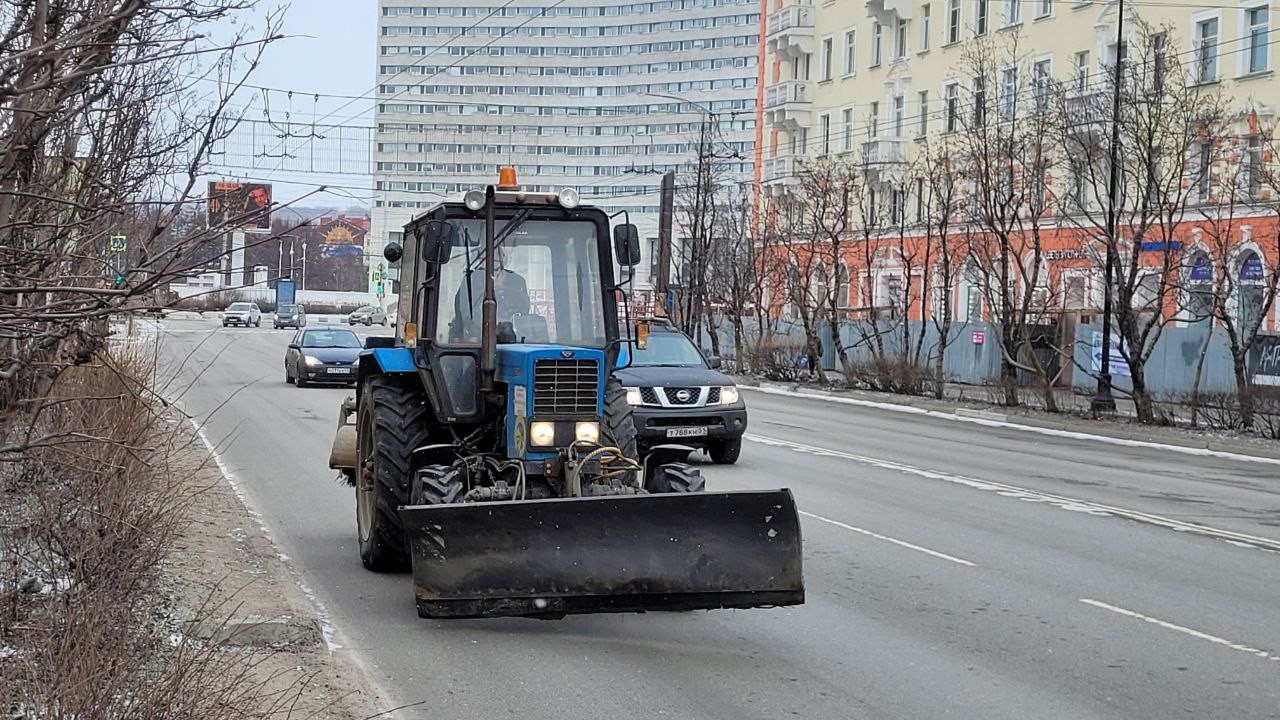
<box><xmin>326</xmin><ymin>367</ymin><xmax>351</xmax><ymax>374</ymax></box>
<box><xmin>666</xmin><ymin>427</ymin><xmax>708</xmax><ymax>438</ymax></box>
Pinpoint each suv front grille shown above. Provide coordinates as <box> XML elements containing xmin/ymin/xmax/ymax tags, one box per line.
<box><xmin>533</xmin><ymin>359</ymin><xmax>599</xmax><ymax>415</ymax></box>
<box><xmin>662</xmin><ymin>387</ymin><xmax>701</xmax><ymax>406</ymax></box>
<box><xmin>640</xmin><ymin>387</ymin><xmax>661</xmax><ymax>405</ymax></box>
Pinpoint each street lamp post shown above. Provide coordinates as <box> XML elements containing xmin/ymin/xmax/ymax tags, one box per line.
<box><xmin>1092</xmin><ymin>0</ymin><xmax>1124</xmax><ymax>413</ymax></box>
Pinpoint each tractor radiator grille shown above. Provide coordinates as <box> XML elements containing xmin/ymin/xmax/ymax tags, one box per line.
<box><xmin>533</xmin><ymin>359</ymin><xmax>599</xmax><ymax>415</ymax></box>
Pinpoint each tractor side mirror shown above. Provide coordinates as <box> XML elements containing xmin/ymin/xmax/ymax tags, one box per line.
<box><xmin>613</xmin><ymin>223</ymin><xmax>641</xmax><ymax>267</ymax></box>
<box><xmin>421</xmin><ymin>221</ymin><xmax>456</xmax><ymax>264</ymax></box>
<box><xmin>383</xmin><ymin>242</ymin><xmax>402</xmax><ymax>264</ymax></box>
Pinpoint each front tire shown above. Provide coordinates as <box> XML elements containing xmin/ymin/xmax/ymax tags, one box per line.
<box><xmin>410</xmin><ymin>465</ymin><xmax>465</xmax><ymax>505</ymax></box>
<box><xmin>646</xmin><ymin>463</ymin><xmax>705</xmax><ymax>494</ymax></box>
<box><xmin>708</xmin><ymin>438</ymin><xmax>742</xmax><ymax>465</ymax></box>
<box><xmin>295</xmin><ymin>364</ymin><xmax>308</xmax><ymax>388</ymax></box>
<box><xmin>355</xmin><ymin>375</ymin><xmax>432</xmax><ymax>572</ymax></box>
<box><xmin>601</xmin><ymin>377</ymin><xmax>638</xmax><ymax>461</ymax></box>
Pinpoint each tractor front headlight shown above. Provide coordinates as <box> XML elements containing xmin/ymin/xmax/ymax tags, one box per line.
<box><xmin>624</xmin><ymin>387</ymin><xmax>642</xmax><ymax>405</ymax></box>
<box><xmin>464</xmin><ymin>190</ymin><xmax>486</xmax><ymax>211</ymax></box>
<box><xmin>529</xmin><ymin>421</ymin><xmax>556</xmax><ymax>447</ymax></box>
<box><xmin>574</xmin><ymin>421</ymin><xmax>600</xmax><ymax>445</ymax></box>
<box><xmin>719</xmin><ymin>386</ymin><xmax>739</xmax><ymax>405</ymax></box>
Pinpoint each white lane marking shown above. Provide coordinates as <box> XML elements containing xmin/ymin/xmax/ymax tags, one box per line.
<box><xmin>741</xmin><ymin>385</ymin><xmax>1280</xmax><ymax>467</ymax></box>
<box><xmin>188</xmin><ymin>418</ymin><xmax>342</xmax><ymax>653</ymax></box>
<box><xmin>747</xmin><ymin>433</ymin><xmax>1280</xmax><ymax>554</ymax></box>
<box><xmin>1080</xmin><ymin>599</ymin><xmax>1280</xmax><ymax>662</ymax></box>
<box><xmin>801</xmin><ymin>511</ymin><xmax>976</xmax><ymax>567</ymax></box>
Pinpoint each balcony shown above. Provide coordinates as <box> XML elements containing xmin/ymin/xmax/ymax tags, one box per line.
<box><xmin>861</xmin><ymin>138</ymin><xmax>906</xmax><ymax>167</ymax></box>
<box><xmin>1063</xmin><ymin>88</ymin><xmax>1107</xmax><ymax>136</ymax></box>
<box><xmin>767</xmin><ymin>3</ymin><xmax>815</xmax><ymax>60</ymax></box>
<box><xmin>763</xmin><ymin>80</ymin><xmax>812</xmax><ymax>131</ymax></box>
<box><xmin>763</xmin><ymin>155</ymin><xmax>801</xmax><ymax>195</ymax></box>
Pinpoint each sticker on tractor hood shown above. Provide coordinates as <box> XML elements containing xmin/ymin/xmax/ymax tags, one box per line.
<box><xmin>513</xmin><ymin>386</ymin><xmax>526</xmax><ymax>417</ymax></box>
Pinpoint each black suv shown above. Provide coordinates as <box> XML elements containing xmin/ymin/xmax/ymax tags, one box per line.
<box><xmin>614</xmin><ymin>319</ymin><xmax>746</xmax><ymax>464</ymax></box>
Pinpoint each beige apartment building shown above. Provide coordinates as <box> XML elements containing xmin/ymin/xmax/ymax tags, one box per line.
<box><xmin>759</xmin><ymin>0</ymin><xmax>1275</xmax><ymax>190</ymax></box>
<box><xmin>754</xmin><ymin>0</ymin><xmax>1280</xmax><ymax>333</ymax></box>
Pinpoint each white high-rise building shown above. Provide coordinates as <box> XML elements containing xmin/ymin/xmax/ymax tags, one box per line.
<box><xmin>372</xmin><ymin>0</ymin><xmax>760</xmax><ymax>294</ymax></box>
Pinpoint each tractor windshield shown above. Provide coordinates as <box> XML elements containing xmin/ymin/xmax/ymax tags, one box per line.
<box><xmin>434</xmin><ymin>216</ymin><xmax>607</xmax><ymax>348</ymax></box>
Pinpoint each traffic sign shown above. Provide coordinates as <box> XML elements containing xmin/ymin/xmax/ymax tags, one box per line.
<box><xmin>109</xmin><ymin>235</ymin><xmax>127</xmax><ymax>252</ymax></box>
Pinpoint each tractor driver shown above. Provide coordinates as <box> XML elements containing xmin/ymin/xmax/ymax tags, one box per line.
<box><xmin>450</xmin><ymin>245</ymin><xmax>531</xmax><ymax>343</ymax></box>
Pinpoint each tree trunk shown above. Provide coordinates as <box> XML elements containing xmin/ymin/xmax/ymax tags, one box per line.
<box><xmin>804</xmin><ymin>325</ymin><xmax>827</xmax><ymax>384</ymax></box>
<box><xmin>827</xmin><ymin>312</ymin><xmax>856</xmax><ymax>385</ymax></box>
<box><xmin>1000</xmin><ymin>325</ymin><xmax>1019</xmax><ymax>406</ymax></box>
<box><xmin>702</xmin><ymin>310</ymin><xmax>721</xmax><ymax>358</ymax></box>
<box><xmin>1188</xmin><ymin>325</ymin><xmax>1213</xmax><ymax>428</ymax></box>
<box><xmin>1129</xmin><ymin>364</ymin><xmax>1157</xmax><ymax>424</ymax></box>
<box><xmin>1233</xmin><ymin>353</ymin><xmax>1255</xmax><ymax>429</ymax></box>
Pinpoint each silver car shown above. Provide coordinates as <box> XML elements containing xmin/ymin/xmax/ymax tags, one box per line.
<box><xmin>222</xmin><ymin>302</ymin><xmax>261</xmax><ymax>327</ymax></box>
<box><xmin>347</xmin><ymin>306</ymin><xmax>387</xmax><ymax>326</ymax></box>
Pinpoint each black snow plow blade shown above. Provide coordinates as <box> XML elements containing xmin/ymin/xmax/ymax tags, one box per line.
<box><xmin>400</xmin><ymin>490</ymin><xmax>804</xmax><ymax>619</ymax></box>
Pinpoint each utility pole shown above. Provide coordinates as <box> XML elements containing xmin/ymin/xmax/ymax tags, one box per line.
<box><xmin>1092</xmin><ymin>0</ymin><xmax>1124</xmax><ymax>413</ymax></box>
<box><xmin>656</xmin><ymin>171</ymin><xmax>675</xmax><ymax>314</ymax></box>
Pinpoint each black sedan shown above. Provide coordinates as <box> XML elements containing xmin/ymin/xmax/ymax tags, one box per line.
<box><xmin>284</xmin><ymin>328</ymin><xmax>362</xmax><ymax>387</ymax></box>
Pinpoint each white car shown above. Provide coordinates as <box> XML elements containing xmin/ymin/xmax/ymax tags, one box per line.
<box><xmin>223</xmin><ymin>302</ymin><xmax>261</xmax><ymax>327</ymax></box>
<box><xmin>388</xmin><ymin>309</ymin><xmax>397</xmax><ymax>329</ymax></box>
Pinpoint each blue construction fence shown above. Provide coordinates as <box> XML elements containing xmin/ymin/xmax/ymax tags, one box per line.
<box><xmin>700</xmin><ymin>318</ymin><xmax>1278</xmax><ymax>397</ymax></box>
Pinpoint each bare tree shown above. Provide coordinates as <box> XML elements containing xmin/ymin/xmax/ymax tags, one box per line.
<box><xmin>0</xmin><ymin>1</ymin><xmax>293</xmax><ymax>437</ymax></box>
<box><xmin>915</xmin><ymin>141</ymin><xmax>966</xmax><ymax>398</ymax></box>
<box><xmin>706</xmin><ymin>183</ymin><xmax>771</xmax><ymax>367</ymax></box>
<box><xmin>1053</xmin><ymin>22</ymin><xmax>1229</xmax><ymax>422</ymax></box>
<box><xmin>771</xmin><ymin>186</ymin><xmax>828</xmax><ymax>383</ymax></box>
<box><xmin>1190</xmin><ymin>113</ymin><xmax>1280</xmax><ymax>427</ymax></box>
<box><xmin>953</xmin><ymin>33</ymin><xmax>1068</xmax><ymax>409</ymax></box>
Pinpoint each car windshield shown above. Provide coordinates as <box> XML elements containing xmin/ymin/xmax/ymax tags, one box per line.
<box><xmin>301</xmin><ymin>330</ymin><xmax>360</xmax><ymax>349</ymax></box>
<box><xmin>279</xmin><ymin>304</ymin><xmax>298</xmax><ymax>313</ymax></box>
<box><xmin>228</xmin><ymin>303</ymin><xmax>251</xmax><ymax>311</ymax></box>
<box><xmin>432</xmin><ymin>215</ymin><xmax>607</xmax><ymax>348</ymax></box>
<box><xmin>631</xmin><ymin>331</ymin><xmax>707</xmax><ymax>367</ymax></box>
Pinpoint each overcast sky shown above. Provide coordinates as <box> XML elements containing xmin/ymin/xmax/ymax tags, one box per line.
<box><xmin>206</xmin><ymin>0</ymin><xmax>377</xmax><ymax>209</ymax></box>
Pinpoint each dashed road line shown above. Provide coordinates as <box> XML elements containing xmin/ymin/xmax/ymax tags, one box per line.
<box><xmin>800</xmin><ymin>511</ymin><xmax>977</xmax><ymax>567</ymax></box>
<box><xmin>1080</xmin><ymin>598</ymin><xmax>1280</xmax><ymax>663</ymax></box>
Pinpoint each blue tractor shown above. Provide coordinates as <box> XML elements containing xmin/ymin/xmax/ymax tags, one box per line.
<box><xmin>328</xmin><ymin>170</ymin><xmax>803</xmax><ymax>619</ymax></box>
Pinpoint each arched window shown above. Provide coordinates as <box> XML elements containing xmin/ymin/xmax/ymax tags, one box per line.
<box><xmin>1185</xmin><ymin>251</ymin><xmax>1214</xmax><ymax>322</ymax></box>
<box><xmin>1236</xmin><ymin>250</ymin><xmax>1265</xmax><ymax>331</ymax></box>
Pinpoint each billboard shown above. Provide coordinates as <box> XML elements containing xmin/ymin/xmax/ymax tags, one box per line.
<box><xmin>208</xmin><ymin>181</ymin><xmax>272</xmax><ymax>229</ymax></box>
<box><xmin>1251</xmin><ymin>335</ymin><xmax>1280</xmax><ymax>387</ymax></box>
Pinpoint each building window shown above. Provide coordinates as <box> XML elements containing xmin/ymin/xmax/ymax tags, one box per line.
<box><xmin>821</xmin><ymin>113</ymin><xmax>832</xmax><ymax>154</ymax></box>
<box><xmin>1237</xmin><ymin>251</ymin><xmax>1265</xmax><ymax>330</ymax></box>
<box><xmin>1036</xmin><ymin>0</ymin><xmax>1052</xmax><ymax>18</ymax></box>
<box><xmin>844</xmin><ymin>29</ymin><xmax>857</xmax><ymax>75</ymax></box>
<box><xmin>976</xmin><ymin>0</ymin><xmax>988</xmax><ymax>35</ymax></box>
<box><xmin>890</xmin><ymin>186</ymin><xmax>905</xmax><ymax>225</ymax></box>
<box><xmin>915</xmin><ymin>177</ymin><xmax>927</xmax><ymax>222</ymax></box>
<box><xmin>1000</xmin><ymin>67</ymin><xmax>1017</xmax><ymax>121</ymax></box>
<box><xmin>948</xmin><ymin>0</ymin><xmax>961</xmax><ymax>43</ymax></box>
<box><xmin>869</xmin><ymin>101</ymin><xmax>880</xmax><ymax>137</ymax></box>
<box><xmin>1243</xmin><ymin>134</ymin><xmax>1263</xmax><ymax>198</ymax></box>
<box><xmin>918</xmin><ymin>90</ymin><xmax>929</xmax><ymax>135</ymax></box>
<box><xmin>1033</xmin><ymin>59</ymin><xmax>1051</xmax><ymax>112</ymax></box>
<box><xmin>1152</xmin><ymin>32</ymin><xmax>1168</xmax><ymax>91</ymax></box>
<box><xmin>872</xmin><ymin>22</ymin><xmax>883</xmax><ymax>66</ymax></box>
<box><xmin>973</xmin><ymin>75</ymin><xmax>987</xmax><ymax>128</ymax></box>
<box><xmin>895</xmin><ymin>19</ymin><xmax>908</xmax><ymax>59</ymax></box>
<box><xmin>920</xmin><ymin>4</ymin><xmax>931</xmax><ymax>51</ymax></box>
<box><xmin>1195</xmin><ymin>17</ymin><xmax>1218</xmax><ymax>82</ymax></box>
<box><xmin>1074</xmin><ymin>50</ymin><xmax>1089</xmax><ymax>92</ymax></box>
<box><xmin>1004</xmin><ymin>0</ymin><xmax>1020</xmax><ymax>24</ymax></box>
<box><xmin>1196</xmin><ymin>140</ymin><xmax>1212</xmax><ymax>200</ymax></box>
<box><xmin>945</xmin><ymin>82</ymin><xmax>959</xmax><ymax>131</ymax></box>
<box><xmin>1248</xmin><ymin>7</ymin><xmax>1269</xmax><ymax>73</ymax></box>
<box><xmin>842</xmin><ymin>108</ymin><xmax>854</xmax><ymax>151</ymax></box>
<box><xmin>893</xmin><ymin>94</ymin><xmax>905</xmax><ymax>135</ymax></box>
<box><xmin>821</xmin><ymin>37</ymin><xmax>834</xmax><ymax>80</ymax></box>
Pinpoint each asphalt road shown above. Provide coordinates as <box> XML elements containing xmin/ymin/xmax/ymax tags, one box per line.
<box><xmin>152</xmin><ymin>315</ymin><xmax>1280</xmax><ymax>720</ymax></box>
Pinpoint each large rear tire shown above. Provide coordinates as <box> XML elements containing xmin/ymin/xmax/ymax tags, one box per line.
<box><xmin>355</xmin><ymin>375</ymin><xmax>432</xmax><ymax>572</ymax></box>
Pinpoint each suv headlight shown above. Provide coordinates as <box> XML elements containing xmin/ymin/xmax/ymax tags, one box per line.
<box><xmin>624</xmin><ymin>387</ymin><xmax>642</xmax><ymax>406</ymax></box>
<box><xmin>719</xmin><ymin>386</ymin><xmax>739</xmax><ymax>405</ymax></box>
